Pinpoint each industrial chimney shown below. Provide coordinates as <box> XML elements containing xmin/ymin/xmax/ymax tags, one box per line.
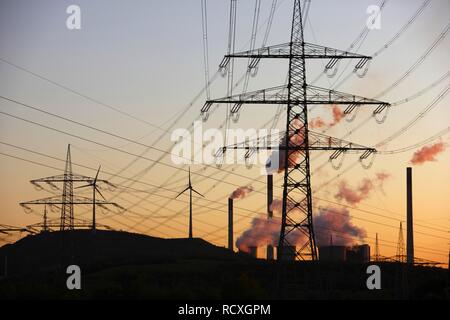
<box><xmin>228</xmin><ymin>198</ymin><xmax>233</xmax><ymax>252</ymax></box>
<box><xmin>406</xmin><ymin>167</ymin><xmax>414</xmax><ymax>264</ymax></box>
<box><xmin>267</xmin><ymin>174</ymin><xmax>274</xmax><ymax>260</ymax></box>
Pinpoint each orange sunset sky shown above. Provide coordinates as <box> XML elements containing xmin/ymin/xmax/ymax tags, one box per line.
<box><xmin>0</xmin><ymin>0</ymin><xmax>449</xmax><ymax>266</ymax></box>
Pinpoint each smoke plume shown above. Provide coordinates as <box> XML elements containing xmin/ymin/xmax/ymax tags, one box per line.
<box><xmin>410</xmin><ymin>142</ymin><xmax>446</xmax><ymax>165</ymax></box>
<box><xmin>230</xmin><ymin>186</ymin><xmax>254</xmax><ymax>200</ymax></box>
<box><xmin>309</xmin><ymin>117</ymin><xmax>327</xmax><ymax>129</ymax></box>
<box><xmin>334</xmin><ymin>172</ymin><xmax>390</xmax><ymax>205</ymax></box>
<box><xmin>236</xmin><ymin>199</ymin><xmax>366</xmax><ymax>252</ymax></box>
<box><xmin>265</xmin><ymin>119</ymin><xmax>305</xmax><ymax>173</ymax></box>
<box><xmin>309</xmin><ymin>105</ymin><xmax>344</xmax><ymax>129</ymax></box>
<box><xmin>330</xmin><ymin>105</ymin><xmax>344</xmax><ymax>126</ymax></box>
<box><xmin>314</xmin><ymin>206</ymin><xmax>366</xmax><ymax>246</ymax></box>
<box><xmin>235</xmin><ymin>215</ymin><xmax>281</xmax><ymax>252</ymax></box>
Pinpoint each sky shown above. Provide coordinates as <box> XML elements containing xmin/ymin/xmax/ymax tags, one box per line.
<box><xmin>0</xmin><ymin>0</ymin><xmax>449</xmax><ymax>266</ymax></box>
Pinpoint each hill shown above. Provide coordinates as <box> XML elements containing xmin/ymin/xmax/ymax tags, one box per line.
<box><xmin>0</xmin><ymin>230</ymin><xmax>448</xmax><ymax>299</ymax></box>
<box><xmin>0</xmin><ymin>229</ymin><xmax>242</xmax><ymax>277</ymax></box>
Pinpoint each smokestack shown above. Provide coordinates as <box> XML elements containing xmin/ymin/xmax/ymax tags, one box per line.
<box><xmin>267</xmin><ymin>174</ymin><xmax>273</xmax><ymax>218</ymax></box>
<box><xmin>406</xmin><ymin>167</ymin><xmax>414</xmax><ymax>264</ymax></box>
<box><xmin>267</xmin><ymin>174</ymin><xmax>274</xmax><ymax>260</ymax></box>
<box><xmin>228</xmin><ymin>198</ymin><xmax>233</xmax><ymax>251</ymax></box>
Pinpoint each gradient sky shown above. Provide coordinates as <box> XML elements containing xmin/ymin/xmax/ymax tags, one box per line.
<box><xmin>0</xmin><ymin>0</ymin><xmax>449</xmax><ymax>265</ymax></box>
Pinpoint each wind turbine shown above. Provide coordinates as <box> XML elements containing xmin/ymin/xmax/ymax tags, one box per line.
<box><xmin>76</xmin><ymin>166</ymin><xmax>105</xmax><ymax>231</ymax></box>
<box><xmin>176</xmin><ymin>167</ymin><xmax>204</xmax><ymax>239</ymax></box>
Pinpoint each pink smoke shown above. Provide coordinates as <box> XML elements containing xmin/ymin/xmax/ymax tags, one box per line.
<box><xmin>235</xmin><ymin>215</ymin><xmax>281</xmax><ymax>252</ymax></box>
<box><xmin>309</xmin><ymin>105</ymin><xmax>344</xmax><ymax>129</ymax></box>
<box><xmin>410</xmin><ymin>142</ymin><xmax>446</xmax><ymax>165</ymax></box>
<box><xmin>375</xmin><ymin>172</ymin><xmax>390</xmax><ymax>182</ymax></box>
<box><xmin>309</xmin><ymin>117</ymin><xmax>327</xmax><ymax>129</ymax></box>
<box><xmin>314</xmin><ymin>206</ymin><xmax>367</xmax><ymax>246</ymax></box>
<box><xmin>334</xmin><ymin>172</ymin><xmax>390</xmax><ymax>205</ymax></box>
<box><xmin>265</xmin><ymin>120</ymin><xmax>306</xmax><ymax>173</ymax></box>
<box><xmin>330</xmin><ymin>105</ymin><xmax>344</xmax><ymax>127</ymax></box>
<box><xmin>230</xmin><ymin>186</ymin><xmax>253</xmax><ymax>200</ymax></box>
<box><xmin>236</xmin><ymin>200</ymin><xmax>366</xmax><ymax>252</ymax></box>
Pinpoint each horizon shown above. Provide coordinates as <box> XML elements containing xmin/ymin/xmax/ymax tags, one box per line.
<box><xmin>0</xmin><ymin>0</ymin><xmax>449</xmax><ymax>267</ymax></box>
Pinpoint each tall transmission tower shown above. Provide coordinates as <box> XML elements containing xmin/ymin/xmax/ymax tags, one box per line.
<box><xmin>20</xmin><ymin>145</ymin><xmax>122</xmax><ymax>231</ymax></box>
<box><xmin>201</xmin><ymin>0</ymin><xmax>390</xmax><ymax>260</ymax></box>
<box><xmin>61</xmin><ymin>144</ymin><xmax>74</xmax><ymax>230</ymax></box>
<box><xmin>396</xmin><ymin>222</ymin><xmax>406</xmax><ymax>263</ymax></box>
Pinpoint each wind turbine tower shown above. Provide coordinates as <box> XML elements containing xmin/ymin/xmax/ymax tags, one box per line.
<box><xmin>76</xmin><ymin>166</ymin><xmax>106</xmax><ymax>231</ymax></box>
<box><xmin>176</xmin><ymin>168</ymin><xmax>204</xmax><ymax>239</ymax></box>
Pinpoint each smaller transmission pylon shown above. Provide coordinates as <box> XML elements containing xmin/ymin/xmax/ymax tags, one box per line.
<box><xmin>396</xmin><ymin>222</ymin><xmax>406</xmax><ymax>263</ymax></box>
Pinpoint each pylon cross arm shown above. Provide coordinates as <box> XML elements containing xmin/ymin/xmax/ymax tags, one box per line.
<box><xmin>20</xmin><ymin>195</ymin><xmax>119</xmax><ymax>206</ymax></box>
<box><xmin>201</xmin><ymin>84</ymin><xmax>390</xmax><ymax>114</ymax></box>
<box><xmin>31</xmin><ymin>174</ymin><xmax>109</xmax><ymax>184</ymax></box>
<box><xmin>222</xmin><ymin>42</ymin><xmax>371</xmax><ymax>60</ymax></box>
<box><xmin>218</xmin><ymin>42</ymin><xmax>371</xmax><ymax>73</ymax></box>
<box><xmin>217</xmin><ymin>130</ymin><xmax>376</xmax><ymax>154</ymax></box>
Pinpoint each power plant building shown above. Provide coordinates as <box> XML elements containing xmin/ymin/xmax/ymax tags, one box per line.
<box><xmin>319</xmin><ymin>244</ymin><xmax>371</xmax><ymax>263</ymax></box>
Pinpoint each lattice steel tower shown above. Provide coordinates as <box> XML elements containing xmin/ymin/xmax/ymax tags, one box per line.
<box><xmin>61</xmin><ymin>144</ymin><xmax>74</xmax><ymax>230</ymax></box>
<box><xmin>20</xmin><ymin>144</ymin><xmax>121</xmax><ymax>232</ymax></box>
<box><xmin>202</xmin><ymin>0</ymin><xmax>390</xmax><ymax>260</ymax></box>
<box><xmin>396</xmin><ymin>222</ymin><xmax>406</xmax><ymax>263</ymax></box>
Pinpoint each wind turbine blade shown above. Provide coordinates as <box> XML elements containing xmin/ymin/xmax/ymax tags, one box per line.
<box><xmin>192</xmin><ymin>188</ymin><xmax>205</xmax><ymax>198</ymax></box>
<box><xmin>188</xmin><ymin>167</ymin><xmax>191</xmax><ymax>187</ymax></box>
<box><xmin>75</xmin><ymin>183</ymin><xmax>92</xmax><ymax>189</ymax></box>
<box><xmin>95</xmin><ymin>186</ymin><xmax>106</xmax><ymax>200</ymax></box>
<box><xmin>94</xmin><ymin>165</ymin><xmax>101</xmax><ymax>183</ymax></box>
<box><xmin>175</xmin><ymin>187</ymin><xmax>190</xmax><ymax>199</ymax></box>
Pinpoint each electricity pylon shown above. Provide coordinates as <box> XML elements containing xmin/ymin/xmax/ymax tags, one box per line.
<box><xmin>396</xmin><ymin>222</ymin><xmax>406</xmax><ymax>263</ymax></box>
<box><xmin>375</xmin><ymin>233</ymin><xmax>380</xmax><ymax>262</ymax></box>
<box><xmin>202</xmin><ymin>0</ymin><xmax>390</xmax><ymax>260</ymax></box>
<box><xmin>61</xmin><ymin>144</ymin><xmax>74</xmax><ymax>230</ymax></box>
<box><xmin>176</xmin><ymin>167</ymin><xmax>204</xmax><ymax>239</ymax></box>
<box><xmin>20</xmin><ymin>145</ymin><xmax>122</xmax><ymax>231</ymax></box>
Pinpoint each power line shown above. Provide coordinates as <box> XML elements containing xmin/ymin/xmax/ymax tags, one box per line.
<box><xmin>390</xmin><ymin>71</ymin><xmax>450</xmax><ymax>106</ymax></box>
<box><xmin>200</xmin><ymin>0</ymin><xmax>211</xmax><ymax>99</ymax></box>
<box><xmin>137</xmin><ymin>76</ymin><xmax>450</xmax><ymax>234</ymax></box>
<box><xmin>375</xmin><ymin>83</ymin><xmax>450</xmax><ymax>147</ymax></box>
<box><xmin>373</xmin><ymin>0</ymin><xmax>431</xmax><ymax>58</ymax></box>
<box><xmin>0</xmin><ymin>1</ymin><xmax>286</xmax><ymax>221</ymax></box>
<box><xmin>330</xmin><ymin>0</ymin><xmax>432</xmax><ymax>89</ymax></box>
<box><xmin>2</xmin><ymin>147</ymin><xmax>448</xmax><ymax>250</ymax></box>
<box><xmin>378</xmin><ymin>126</ymin><xmax>450</xmax><ymax>154</ymax></box>
<box><xmin>0</xmin><ymin>96</ymin><xmax>275</xmax><ymax>190</ymax></box>
<box><xmin>374</xmin><ymin>22</ymin><xmax>450</xmax><ymax>99</ymax></box>
<box><xmin>0</xmin><ymin>57</ymin><xmax>170</xmax><ymax>132</ymax></box>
